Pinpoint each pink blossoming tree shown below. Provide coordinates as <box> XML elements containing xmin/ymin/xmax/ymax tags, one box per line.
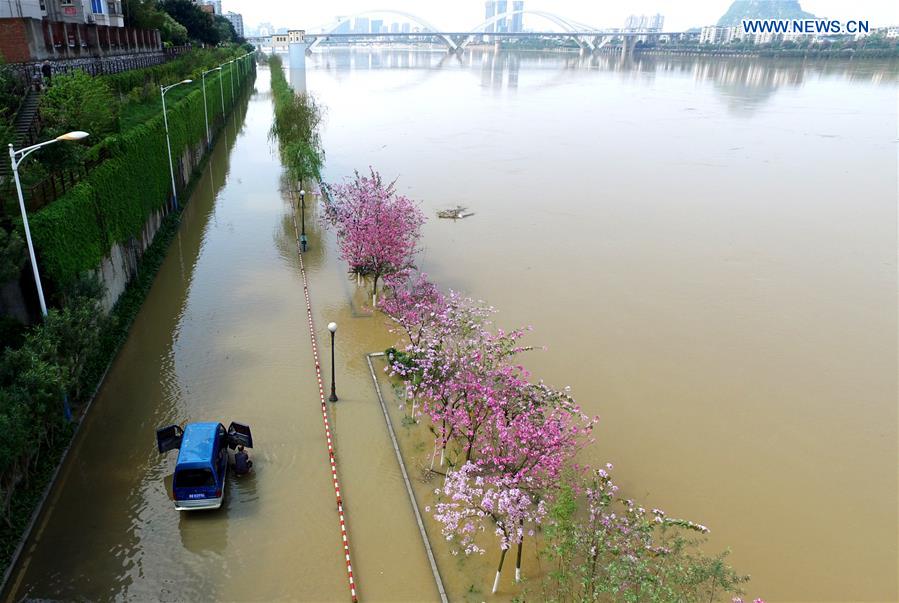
<box><xmin>322</xmin><ymin>170</ymin><xmax>425</xmax><ymax>304</ymax></box>
<box><xmin>379</xmin><ymin>271</ymin><xmax>755</xmax><ymax>599</ymax></box>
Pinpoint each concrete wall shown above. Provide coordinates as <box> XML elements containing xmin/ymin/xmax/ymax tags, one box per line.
<box><xmin>95</xmin><ymin>139</ymin><xmax>206</xmax><ymax>313</ymax></box>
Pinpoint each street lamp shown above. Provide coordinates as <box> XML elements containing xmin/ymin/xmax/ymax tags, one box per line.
<box><xmin>299</xmin><ymin>188</ymin><xmax>307</xmax><ymax>252</ymax></box>
<box><xmin>217</xmin><ymin>68</ymin><xmax>226</xmax><ymax>116</ymax></box>
<box><xmin>161</xmin><ymin>78</ymin><xmax>193</xmax><ymax>210</ymax></box>
<box><xmin>9</xmin><ymin>131</ymin><xmax>90</xmax><ymax>317</ymax></box>
<box><xmin>226</xmin><ymin>60</ymin><xmax>235</xmax><ymax>103</ymax></box>
<box><xmin>201</xmin><ymin>67</ymin><xmax>221</xmax><ymax>148</ymax></box>
<box><xmin>328</xmin><ymin>322</ymin><xmax>338</xmax><ymax>402</ymax></box>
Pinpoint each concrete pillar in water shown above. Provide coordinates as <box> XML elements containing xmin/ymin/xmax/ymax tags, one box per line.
<box><xmin>287</xmin><ymin>29</ymin><xmax>307</xmax><ymax>92</ymax></box>
<box><xmin>289</xmin><ymin>57</ymin><xmax>307</xmax><ymax>94</ymax></box>
<box><xmin>288</xmin><ymin>29</ymin><xmax>307</xmax><ymax>93</ymax></box>
<box><xmin>289</xmin><ymin>42</ymin><xmax>306</xmax><ymax>68</ymax></box>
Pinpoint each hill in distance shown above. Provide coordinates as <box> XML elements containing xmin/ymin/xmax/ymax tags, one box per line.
<box><xmin>717</xmin><ymin>0</ymin><xmax>816</xmax><ymax>27</ymax></box>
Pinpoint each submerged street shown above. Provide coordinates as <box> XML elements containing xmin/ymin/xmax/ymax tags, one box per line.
<box><xmin>4</xmin><ymin>66</ymin><xmax>439</xmax><ymax>602</ymax></box>
<box><xmin>3</xmin><ymin>50</ymin><xmax>896</xmax><ymax>602</ymax></box>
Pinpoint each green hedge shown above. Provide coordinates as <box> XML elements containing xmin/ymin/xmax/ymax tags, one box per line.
<box><xmin>27</xmin><ymin>184</ymin><xmax>106</xmax><ymax>281</ymax></box>
<box><xmin>28</xmin><ymin>56</ymin><xmax>255</xmax><ymax>286</ymax></box>
<box><xmin>102</xmin><ymin>47</ymin><xmax>242</xmax><ymax>96</ymax></box>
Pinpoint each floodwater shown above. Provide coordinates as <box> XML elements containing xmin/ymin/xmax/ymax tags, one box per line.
<box><xmin>4</xmin><ymin>51</ymin><xmax>897</xmax><ymax>603</ymax></box>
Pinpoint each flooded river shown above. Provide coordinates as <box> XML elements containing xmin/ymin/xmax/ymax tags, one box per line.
<box><xmin>5</xmin><ymin>52</ymin><xmax>897</xmax><ymax>602</ymax></box>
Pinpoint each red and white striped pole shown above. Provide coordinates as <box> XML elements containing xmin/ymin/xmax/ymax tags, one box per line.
<box><xmin>292</xmin><ymin>199</ymin><xmax>358</xmax><ymax>602</ymax></box>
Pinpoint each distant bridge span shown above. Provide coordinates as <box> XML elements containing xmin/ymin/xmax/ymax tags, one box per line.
<box><xmin>308</xmin><ymin>10</ymin><xmax>459</xmax><ymax>51</ymax></box>
<box><xmin>252</xmin><ymin>9</ymin><xmax>682</xmax><ymax>55</ymax></box>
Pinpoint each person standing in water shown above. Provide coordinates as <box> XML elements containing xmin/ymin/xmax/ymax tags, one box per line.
<box><xmin>234</xmin><ymin>445</ymin><xmax>253</xmax><ymax>476</ymax></box>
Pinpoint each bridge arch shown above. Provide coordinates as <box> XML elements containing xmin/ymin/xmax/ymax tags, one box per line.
<box><xmin>464</xmin><ymin>10</ymin><xmax>601</xmax><ymax>50</ymax></box>
<box><xmin>311</xmin><ymin>10</ymin><xmax>458</xmax><ymax>50</ymax></box>
<box><xmin>468</xmin><ymin>10</ymin><xmax>591</xmax><ymax>34</ymax></box>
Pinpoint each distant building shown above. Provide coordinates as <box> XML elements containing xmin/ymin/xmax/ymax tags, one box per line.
<box><xmin>484</xmin><ymin>1</ymin><xmax>496</xmax><ymax>33</ymax></box>
<box><xmin>389</xmin><ymin>22</ymin><xmax>399</xmax><ymax>33</ymax></box>
<box><xmin>624</xmin><ymin>13</ymin><xmax>664</xmax><ymax>32</ymax></box>
<box><xmin>401</xmin><ymin>22</ymin><xmax>410</xmax><ymax>33</ymax></box>
<box><xmin>353</xmin><ymin>17</ymin><xmax>369</xmax><ymax>34</ymax></box>
<box><xmin>370</xmin><ymin>19</ymin><xmax>383</xmax><ymax>34</ymax></box>
<box><xmin>271</xmin><ymin>32</ymin><xmax>288</xmax><ymax>52</ymax></box>
<box><xmin>196</xmin><ymin>0</ymin><xmax>221</xmax><ymax>15</ymax></box>
<box><xmin>1</xmin><ymin>0</ymin><xmax>127</xmax><ymax>27</ymax></box>
<box><xmin>699</xmin><ymin>25</ymin><xmax>736</xmax><ymax>44</ymax></box>
<box><xmin>224</xmin><ymin>11</ymin><xmax>243</xmax><ymax>37</ymax></box>
<box><xmin>484</xmin><ymin>0</ymin><xmax>523</xmax><ymax>34</ymax></box>
<box><xmin>495</xmin><ymin>1</ymin><xmax>507</xmax><ymax>33</ymax></box>
<box><xmin>511</xmin><ymin>1</ymin><xmax>523</xmax><ymax>33</ymax></box>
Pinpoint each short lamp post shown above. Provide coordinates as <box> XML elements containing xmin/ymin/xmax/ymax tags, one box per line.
<box><xmin>328</xmin><ymin>322</ymin><xmax>338</xmax><ymax>402</ymax></box>
<box><xmin>299</xmin><ymin>188</ymin><xmax>307</xmax><ymax>252</ymax></box>
<box><xmin>8</xmin><ymin>131</ymin><xmax>90</xmax><ymax>318</ymax></box>
<box><xmin>161</xmin><ymin>78</ymin><xmax>193</xmax><ymax>210</ymax></box>
<box><xmin>201</xmin><ymin>67</ymin><xmax>222</xmax><ymax>148</ymax></box>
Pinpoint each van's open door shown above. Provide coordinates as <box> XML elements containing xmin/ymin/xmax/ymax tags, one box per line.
<box><xmin>156</xmin><ymin>424</ymin><xmax>184</xmax><ymax>453</ymax></box>
<box><xmin>227</xmin><ymin>422</ymin><xmax>253</xmax><ymax>449</ymax></box>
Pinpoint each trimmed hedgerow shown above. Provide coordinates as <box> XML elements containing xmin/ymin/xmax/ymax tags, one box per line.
<box><xmin>27</xmin><ymin>56</ymin><xmax>254</xmax><ymax>286</ymax></box>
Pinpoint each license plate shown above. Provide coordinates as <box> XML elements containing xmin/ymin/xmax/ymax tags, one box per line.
<box><xmin>188</xmin><ymin>493</ymin><xmax>205</xmax><ymax>499</ymax></box>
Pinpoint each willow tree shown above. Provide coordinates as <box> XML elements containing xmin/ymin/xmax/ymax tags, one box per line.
<box><xmin>268</xmin><ymin>55</ymin><xmax>324</xmax><ymax>186</ymax></box>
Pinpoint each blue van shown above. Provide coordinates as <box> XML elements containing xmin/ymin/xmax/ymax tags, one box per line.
<box><xmin>156</xmin><ymin>421</ymin><xmax>253</xmax><ymax>511</ymax></box>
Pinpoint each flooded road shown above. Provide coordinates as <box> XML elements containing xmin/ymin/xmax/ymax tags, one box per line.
<box><xmin>4</xmin><ymin>52</ymin><xmax>897</xmax><ymax>602</ymax></box>
<box><xmin>5</xmin><ymin>68</ymin><xmax>437</xmax><ymax>601</ymax></box>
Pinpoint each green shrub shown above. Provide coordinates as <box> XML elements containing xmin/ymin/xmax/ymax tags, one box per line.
<box><xmin>40</xmin><ymin>71</ymin><xmax>118</xmax><ymax>140</ymax></box>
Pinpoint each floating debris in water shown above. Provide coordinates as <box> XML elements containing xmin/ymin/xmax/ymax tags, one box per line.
<box><xmin>437</xmin><ymin>206</ymin><xmax>474</xmax><ymax>219</ymax></box>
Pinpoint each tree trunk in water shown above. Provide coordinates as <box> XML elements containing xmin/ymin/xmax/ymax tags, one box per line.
<box><xmin>492</xmin><ymin>548</ymin><xmax>508</xmax><ymax>594</ymax></box>
<box><xmin>429</xmin><ymin>440</ymin><xmax>438</xmax><ymax>470</ymax></box>
<box><xmin>372</xmin><ymin>274</ymin><xmax>379</xmax><ymax>307</ymax></box>
<box><xmin>516</xmin><ymin>532</ymin><xmax>524</xmax><ymax>582</ymax></box>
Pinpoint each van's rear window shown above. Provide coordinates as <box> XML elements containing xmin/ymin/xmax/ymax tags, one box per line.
<box><xmin>174</xmin><ymin>469</ymin><xmax>215</xmax><ymax>488</ymax></box>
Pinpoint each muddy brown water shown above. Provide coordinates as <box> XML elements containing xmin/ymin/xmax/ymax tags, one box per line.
<box><xmin>5</xmin><ymin>52</ymin><xmax>897</xmax><ymax>602</ymax></box>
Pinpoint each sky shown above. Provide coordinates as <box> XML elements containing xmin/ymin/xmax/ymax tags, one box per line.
<box><xmin>223</xmin><ymin>0</ymin><xmax>899</xmax><ymax>33</ymax></box>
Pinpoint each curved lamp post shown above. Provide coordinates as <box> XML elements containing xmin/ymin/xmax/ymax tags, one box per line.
<box><xmin>201</xmin><ymin>67</ymin><xmax>222</xmax><ymax>148</ymax></box>
<box><xmin>328</xmin><ymin>322</ymin><xmax>338</xmax><ymax>402</ymax></box>
<box><xmin>299</xmin><ymin>188</ymin><xmax>307</xmax><ymax>252</ymax></box>
<box><xmin>161</xmin><ymin>78</ymin><xmax>193</xmax><ymax>210</ymax></box>
<box><xmin>8</xmin><ymin>131</ymin><xmax>90</xmax><ymax>318</ymax></box>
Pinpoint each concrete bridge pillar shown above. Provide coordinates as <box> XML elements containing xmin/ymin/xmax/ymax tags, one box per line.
<box><xmin>288</xmin><ymin>29</ymin><xmax>307</xmax><ymax>67</ymax></box>
<box><xmin>289</xmin><ymin>42</ymin><xmax>306</xmax><ymax>65</ymax></box>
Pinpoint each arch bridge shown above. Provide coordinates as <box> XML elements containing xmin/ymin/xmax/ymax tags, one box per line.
<box><xmin>294</xmin><ymin>9</ymin><xmax>677</xmax><ymax>55</ymax></box>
